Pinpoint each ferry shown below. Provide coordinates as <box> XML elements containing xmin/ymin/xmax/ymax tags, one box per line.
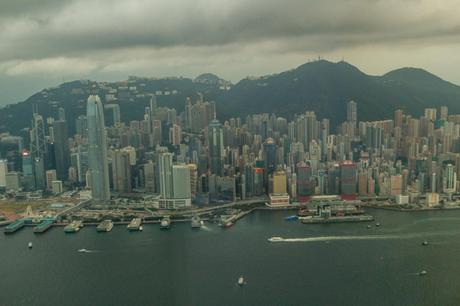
<box><xmin>191</xmin><ymin>215</ymin><xmax>202</xmax><ymax>228</ymax></box>
<box><xmin>64</xmin><ymin>220</ymin><xmax>84</xmax><ymax>233</ymax></box>
<box><xmin>127</xmin><ymin>218</ymin><xmax>142</xmax><ymax>231</ymax></box>
<box><xmin>97</xmin><ymin>220</ymin><xmax>114</xmax><ymax>232</ymax></box>
<box><xmin>160</xmin><ymin>217</ymin><xmax>171</xmax><ymax>230</ymax></box>
<box><xmin>33</xmin><ymin>219</ymin><xmax>54</xmax><ymax>233</ymax></box>
<box><xmin>4</xmin><ymin>219</ymin><xmax>26</xmax><ymax>234</ymax></box>
<box><xmin>301</xmin><ymin>215</ymin><xmax>374</xmax><ymax>224</ymax></box>
<box><xmin>268</xmin><ymin>236</ymin><xmax>284</xmax><ymax>242</ymax></box>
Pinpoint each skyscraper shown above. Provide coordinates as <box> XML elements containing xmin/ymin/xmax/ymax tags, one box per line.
<box><xmin>208</xmin><ymin>119</ymin><xmax>224</xmax><ymax>176</ymax></box>
<box><xmin>347</xmin><ymin>100</ymin><xmax>357</xmax><ymax>126</ymax></box>
<box><xmin>347</xmin><ymin>100</ymin><xmax>357</xmax><ymax>137</ymax></box>
<box><xmin>443</xmin><ymin>163</ymin><xmax>457</xmax><ymax>193</ymax></box>
<box><xmin>112</xmin><ymin>149</ymin><xmax>132</xmax><ymax>193</ymax></box>
<box><xmin>58</xmin><ymin>107</ymin><xmax>66</xmax><ymax>121</ymax></box>
<box><xmin>34</xmin><ymin>157</ymin><xmax>46</xmax><ymax>190</ymax></box>
<box><xmin>264</xmin><ymin>138</ymin><xmax>277</xmax><ymax>175</ymax></box>
<box><xmin>340</xmin><ymin>161</ymin><xmax>357</xmax><ymax>197</ymax></box>
<box><xmin>21</xmin><ymin>151</ymin><xmax>35</xmax><ymax>190</ymax></box>
<box><xmin>53</xmin><ymin>120</ymin><xmax>70</xmax><ymax>180</ymax></box>
<box><xmin>104</xmin><ymin>104</ymin><xmax>121</xmax><ymax>126</ymax></box>
<box><xmin>87</xmin><ymin>95</ymin><xmax>110</xmax><ymax>202</ymax></box>
<box><xmin>30</xmin><ymin>113</ymin><xmax>47</xmax><ymax>158</ymax></box>
<box><xmin>75</xmin><ymin>115</ymin><xmax>88</xmax><ymax>137</ymax></box>
<box><xmin>159</xmin><ymin>152</ymin><xmax>173</xmax><ymax>199</ymax></box>
<box><xmin>143</xmin><ymin>162</ymin><xmax>155</xmax><ymax>192</ymax></box>
<box><xmin>149</xmin><ymin>94</ymin><xmax>157</xmax><ymax>121</ymax></box>
<box><xmin>172</xmin><ymin>165</ymin><xmax>191</xmax><ymax>199</ymax></box>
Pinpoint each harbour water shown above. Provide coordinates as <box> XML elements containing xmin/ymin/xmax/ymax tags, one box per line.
<box><xmin>2</xmin><ymin>208</ymin><xmax>460</xmax><ymax>306</ymax></box>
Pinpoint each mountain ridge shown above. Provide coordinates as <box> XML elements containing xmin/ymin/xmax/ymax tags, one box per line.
<box><xmin>1</xmin><ymin>60</ymin><xmax>460</xmax><ymax>137</ymax></box>
<box><xmin>216</xmin><ymin>60</ymin><xmax>460</xmax><ymax>122</ymax></box>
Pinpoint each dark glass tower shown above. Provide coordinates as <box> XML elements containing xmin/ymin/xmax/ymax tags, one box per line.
<box><xmin>208</xmin><ymin>119</ymin><xmax>223</xmax><ymax>176</ymax></box>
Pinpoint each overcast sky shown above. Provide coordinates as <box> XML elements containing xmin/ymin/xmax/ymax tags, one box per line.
<box><xmin>1</xmin><ymin>0</ymin><xmax>460</xmax><ymax>106</ymax></box>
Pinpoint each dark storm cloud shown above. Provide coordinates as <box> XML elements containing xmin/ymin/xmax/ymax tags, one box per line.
<box><xmin>1</xmin><ymin>0</ymin><xmax>459</xmax><ymax>62</ymax></box>
<box><xmin>1</xmin><ymin>0</ymin><xmax>460</xmax><ymax>107</ymax></box>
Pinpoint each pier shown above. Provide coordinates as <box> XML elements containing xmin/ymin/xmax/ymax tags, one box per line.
<box><xmin>33</xmin><ymin>219</ymin><xmax>55</xmax><ymax>233</ymax></box>
<box><xmin>4</xmin><ymin>219</ymin><xmax>25</xmax><ymax>234</ymax></box>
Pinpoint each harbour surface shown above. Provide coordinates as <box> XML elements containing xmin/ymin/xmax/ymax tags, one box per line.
<box><xmin>2</xmin><ymin>208</ymin><xmax>460</xmax><ymax>306</ymax></box>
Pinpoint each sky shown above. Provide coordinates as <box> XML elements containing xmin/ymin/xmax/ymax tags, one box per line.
<box><xmin>1</xmin><ymin>0</ymin><xmax>460</xmax><ymax>106</ymax></box>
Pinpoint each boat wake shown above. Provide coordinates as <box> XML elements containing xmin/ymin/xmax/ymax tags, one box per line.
<box><xmin>268</xmin><ymin>230</ymin><xmax>460</xmax><ymax>243</ymax></box>
<box><xmin>78</xmin><ymin>248</ymin><xmax>99</xmax><ymax>253</ymax></box>
<box><xmin>200</xmin><ymin>225</ymin><xmax>212</xmax><ymax>232</ymax></box>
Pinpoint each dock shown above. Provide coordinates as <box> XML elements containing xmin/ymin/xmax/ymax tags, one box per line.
<box><xmin>64</xmin><ymin>220</ymin><xmax>84</xmax><ymax>233</ymax></box>
<box><xmin>127</xmin><ymin>218</ymin><xmax>142</xmax><ymax>231</ymax></box>
<box><xmin>33</xmin><ymin>219</ymin><xmax>54</xmax><ymax>233</ymax></box>
<box><xmin>219</xmin><ymin>209</ymin><xmax>253</xmax><ymax>227</ymax></box>
<box><xmin>4</xmin><ymin>219</ymin><xmax>25</xmax><ymax>234</ymax></box>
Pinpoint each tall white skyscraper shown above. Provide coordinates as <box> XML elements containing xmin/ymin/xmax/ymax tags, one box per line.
<box><xmin>87</xmin><ymin>95</ymin><xmax>111</xmax><ymax>202</ymax></box>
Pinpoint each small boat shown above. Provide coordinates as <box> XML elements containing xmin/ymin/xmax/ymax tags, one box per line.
<box><xmin>376</xmin><ymin>222</ymin><xmax>381</xmax><ymax>227</ymax></box>
<box><xmin>268</xmin><ymin>236</ymin><xmax>283</xmax><ymax>242</ymax></box>
<box><xmin>422</xmin><ymin>241</ymin><xmax>429</xmax><ymax>246</ymax></box>
<box><xmin>160</xmin><ymin>217</ymin><xmax>171</xmax><ymax>230</ymax></box>
<box><xmin>238</xmin><ymin>276</ymin><xmax>245</xmax><ymax>286</ymax></box>
<box><xmin>367</xmin><ymin>225</ymin><xmax>372</xmax><ymax>229</ymax></box>
<box><xmin>139</xmin><ymin>226</ymin><xmax>143</xmax><ymax>231</ymax></box>
<box><xmin>285</xmin><ymin>215</ymin><xmax>299</xmax><ymax>221</ymax></box>
<box><xmin>191</xmin><ymin>215</ymin><xmax>202</xmax><ymax>228</ymax></box>
<box><xmin>419</xmin><ymin>270</ymin><xmax>427</xmax><ymax>276</ymax></box>
<box><xmin>28</xmin><ymin>242</ymin><xmax>33</xmax><ymax>249</ymax></box>
<box><xmin>78</xmin><ymin>248</ymin><xmax>89</xmax><ymax>253</ymax></box>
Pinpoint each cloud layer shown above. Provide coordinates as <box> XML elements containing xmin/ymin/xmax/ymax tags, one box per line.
<box><xmin>1</xmin><ymin>0</ymin><xmax>460</xmax><ymax>105</ymax></box>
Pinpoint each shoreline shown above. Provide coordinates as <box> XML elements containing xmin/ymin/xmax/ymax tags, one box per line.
<box><xmin>363</xmin><ymin>204</ymin><xmax>460</xmax><ymax>212</ymax></box>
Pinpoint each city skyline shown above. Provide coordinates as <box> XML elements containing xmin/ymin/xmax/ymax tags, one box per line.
<box><xmin>2</xmin><ymin>2</ymin><xmax>460</xmax><ymax>305</ymax></box>
<box><xmin>1</xmin><ymin>88</ymin><xmax>459</xmax><ymax>208</ymax></box>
